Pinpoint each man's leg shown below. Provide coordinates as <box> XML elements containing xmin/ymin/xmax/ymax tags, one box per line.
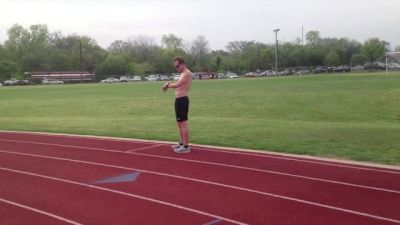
<box><xmin>180</xmin><ymin>121</ymin><xmax>189</xmax><ymax>146</ymax></box>
<box><xmin>177</xmin><ymin>122</ymin><xmax>183</xmax><ymax>144</ymax></box>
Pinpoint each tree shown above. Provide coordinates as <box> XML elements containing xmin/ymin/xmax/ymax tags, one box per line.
<box><xmin>361</xmin><ymin>38</ymin><xmax>387</xmax><ymax>68</ymax></box>
<box><xmin>189</xmin><ymin>35</ymin><xmax>210</xmax><ymax>71</ymax></box>
<box><xmin>155</xmin><ymin>48</ymin><xmax>186</xmax><ymax>73</ymax></box>
<box><xmin>108</xmin><ymin>40</ymin><xmax>126</xmax><ymax>54</ymax></box>
<box><xmin>326</xmin><ymin>50</ymin><xmax>340</xmax><ymax>66</ymax></box>
<box><xmin>0</xmin><ymin>43</ymin><xmax>4</xmax><ymax>60</ymax></box>
<box><xmin>97</xmin><ymin>54</ymin><xmax>129</xmax><ymax>79</ymax></box>
<box><xmin>3</xmin><ymin>24</ymin><xmax>51</xmax><ymax>75</ymax></box>
<box><xmin>161</xmin><ymin>33</ymin><xmax>183</xmax><ymax>49</ymax></box>
<box><xmin>0</xmin><ymin>60</ymin><xmax>18</xmax><ymax>80</ymax></box>
<box><xmin>126</xmin><ymin>35</ymin><xmax>157</xmax><ymax>64</ymax></box>
<box><xmin>127</xmin><ymin>62</ymin><xmax>153</xmax><ymax>75</ymax></box>
<box><xmin>351</xmin><ymin>53</ymin><xmax>366</xmax><ymax>65</ymax></box>
<box><xmin>305</xmin><ymin>31</ymin><xmax>321</xmax><ymax>48</ymax></box>
<box><xmin>226</xmin><ymin>41</ymin><xmax>255</xmax><ymax>55</ymax></box>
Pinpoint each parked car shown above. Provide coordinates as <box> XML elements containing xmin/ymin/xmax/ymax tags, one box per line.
<box><xmin>132</xmin><ymin>76</ymin><xmax>142</xmax><ymax>81</ymax></box>
<box><xmin>17</xmin><ymin>80</ymin><xmax>33</xmax><ymax>85</ymax></box>
<box><xmin>173</xmin><ymin>75</ymin><xmax>181</xmax><ymax>81</ymax></box>
<box><xmin>120</xmin><ymin>76</ymin><xmax>142</xmax><ymax>82</ymax></box>
<box><xmin>351</xmin><ymin>65</ymin><xmax>364</xmax><ymax>71</ymax></box>
<box><xmin>295</xmin><ymin>70</ymin><xmax>311</xmax><ymax>75</ymax></box>
<box><xmin>146</xmin><ymin>75</ymin><xmax>160</xmax><ymax>81</ymax></box>
<box><xmin>160</xmin><ymin>75</ymin><xmax>170</xmax><ymax>81</ymax></box>
<box><xmin>364</xmin><ymin>62</ymin><xmax>385</xmax><ymax>70</ymax></box>
<box><xmin>119</xmin><ymin>76</ymin><xmax>129</xmax><ymax>82</ymax></box>
<box><xmin>331</xmin><ymin>65</ymin><xmax>350</xmax><ymax>73</ymax></box>
<box><xmin>217</xmin><ymin>73</ymin><xmax>226</xmax><ymax>79</ymax></box>
<box><xmin>3</xmin><ymin>78</ymin><xmax>19</xmax><ymax>86</ymax></box>
<box><xmin>388</xmin><ymin>63</ymin><xmax>400</xmax><ymax>70</ymax></box>
<box><xmin>244</xmin><ymin>72</ymin><xmax>259</xmax><ymax>77</ymax></box>
<box><xmin>313</xmin><ymin>66</ymin><xmax>328</xmax><ymax>74</ymax></box>
<box><xmin>100</xmin><ymin>77</ymin><xmax>120</xmax><ymax>84</ymax></box>
<box><xmin>227</xmin><ymin>72</ymin><xmax>238</xmax><ymax>78</ymax></box>
<box><xmin>198</xmin><ymin>72</ymin><xmax>214</xmax><ymax>79</ymax></box>
<box><xmin>42</xmin><ymin>79</ymin><xmax>64</xmax><ymax>85</ymax></box>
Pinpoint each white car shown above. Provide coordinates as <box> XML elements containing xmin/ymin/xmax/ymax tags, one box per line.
<box><xmin>101</xmin><ymin>77</ymin><xmax>120</xmax><ymax>83</ymax></box>
<box><xmin>132</xmin><ymin>76</ymin><xmax>142</xmax><ymax>81</ymax></box>
<box><xmin>42</xmin><ymin>79</ymin><xmax>64</xmax><ymax>85</ymax></box>
<box><xmin>120</xmin><ymin>76</ymin><xmax>142</xmax><ymax>82</ymax></box>
<box><xmin>227</xmin><ymin>73</ymin><xmax>238</xmax><ymax>78</ymax></box>
<box><xmin>146</xmin><ymin>75</ymin><xmax>160</xmax><ymax>81</ymax></box>
<box><xmin>119</xmin><ymin>76</ymin><xmax>129</xmax><ymax>82</ymax></box>
<box><xmin>173</xmin><ymin>75</ymin><xmax>181</xmax><ymax>81</ymax></box>
<box><xmin>160</xmin><ymin>75</ymin><xmax>170</xmax><ymax>81</ymax></box>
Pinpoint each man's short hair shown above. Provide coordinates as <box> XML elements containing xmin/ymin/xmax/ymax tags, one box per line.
<box><xmin>173</xmin><ymin>56</ymin><xmax>185</xmax><ymax>65</ymax></box>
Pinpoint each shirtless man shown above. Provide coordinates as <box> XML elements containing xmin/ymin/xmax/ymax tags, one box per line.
<box><xmin>162</xmin><ymin>56</ymin><xmax>193</xmax><ymax>153</ymax></box>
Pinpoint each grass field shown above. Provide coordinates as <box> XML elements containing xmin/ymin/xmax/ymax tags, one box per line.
<box><xmin>1</xmin><ymin>72</ymin><xmax>399</xmax><ymax>165</ymax></box>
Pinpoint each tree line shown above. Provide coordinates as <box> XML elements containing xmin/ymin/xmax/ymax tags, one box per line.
<box><xmin>0</xmin><ymin>24</ymin><xmax>398</xmax><ymax>81</ymax></box>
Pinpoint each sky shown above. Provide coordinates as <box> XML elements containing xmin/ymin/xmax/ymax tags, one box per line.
<box><xmin>0</xmin><ymin>0</ymin><xmax>399</xmax><ymax>50</ymax></box>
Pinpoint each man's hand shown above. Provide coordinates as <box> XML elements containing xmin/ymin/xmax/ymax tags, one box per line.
<box><xmin>162</xmin><ymin>82</ymin><xmax>169</xmax><ymax>92</ymax></box>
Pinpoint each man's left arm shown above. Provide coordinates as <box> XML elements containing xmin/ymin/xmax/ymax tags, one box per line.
<box><xmin>164</xmin><ymin>73</ymin><xmax>189</xmax><ymax>89</ymax></box>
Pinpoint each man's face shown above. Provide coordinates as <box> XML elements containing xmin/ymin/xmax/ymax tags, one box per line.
<box><xmin>174</xmin><ymin>61</ymin><xmax>183</xmax><ymax>73</ymax></box>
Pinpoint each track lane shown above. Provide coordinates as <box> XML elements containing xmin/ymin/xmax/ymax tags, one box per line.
<box><xmin>0</xmin><ymin>149</ymin><xmax>398</xmax><ymax>224</ymax></box>
<box><xmin>1</xmin><ymin>152</ymin><xmax>399</xmax><ymax>225</ymax></box>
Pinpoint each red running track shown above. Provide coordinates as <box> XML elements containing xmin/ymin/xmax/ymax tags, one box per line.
<box><xmin>0</xmin><ymin>131</ymin><xmax>399</xmax><ymax>225</ymax></box>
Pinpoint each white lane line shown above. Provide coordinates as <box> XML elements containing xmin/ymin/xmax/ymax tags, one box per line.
<box><xmin>130</xmin><ymin>151</ymin><xmax>400</xmax><ymax>195</ymax></box>
<box><xmin>192</xmin><ymin>146</ymin><xmax>400</xmax><ymax>175</ymax></box>
<box><xmin>1</xmin><ymin>137</ymin><xmax>399</xmax><ymax>175</ymax></box>
<box><xmin>0</xmin><ymin>167</ymin><xmax>247</xmax><ymax>225</ymax></box>
<box><xmin>0</xmin><ymin>139</ymin><xmax>399</xmax><ymax>194</ymax></box>
<box><xmin>2</xmin><ymin>130</ymin><xmax>400</xmax><ymax>172</ymax></box>
<box><xmin>0</xmin><ymin>198</ymin><xmax>82</xmax><ymax>225</ymax></box>
<box><xmin>0</xmin><ymin>150</ymin><xmax>399</xmax><ymax>224</ymax></box>
<box><xmin>125</xmin><ymin>144</ymin><xmax>163</xmax><ymax>153</ymax></box>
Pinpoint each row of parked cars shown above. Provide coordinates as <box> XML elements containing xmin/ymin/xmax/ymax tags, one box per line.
<box><xmin>0</xmin><ymin>78</ymin><xmax>64</xmax><ymax>86</ymax></box>
<box><xmin>100</xmin><ymin>75</ymin><xmax>174</xmax><ymax>84</ymax></box>
<box><xmin>241</xmin><ymin>65</ymin><xmax>353</xmax><ymax>77</ymax></box>
<box><xmin>100</xmin><ymin>72</ymin><xmax>240</xmax><ymax>84</ymax></box>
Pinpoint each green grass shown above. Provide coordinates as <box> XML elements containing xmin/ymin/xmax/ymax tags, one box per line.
<box><xmin>1</xmin><ymin>72</ymin><xmax>400</xmax><ymax>165</ymax></box>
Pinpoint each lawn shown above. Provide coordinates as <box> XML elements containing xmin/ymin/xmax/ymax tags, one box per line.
<box><xmin>1</xmin><ymin>72</ymin><xmax>399</xmax><ymax>165</ymax></box>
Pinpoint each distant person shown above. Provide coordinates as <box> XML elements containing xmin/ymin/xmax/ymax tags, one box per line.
<box><xmin>162</xmin><ymin>56</ymin><xmax>193</xmax><ymax>153</ymax></box>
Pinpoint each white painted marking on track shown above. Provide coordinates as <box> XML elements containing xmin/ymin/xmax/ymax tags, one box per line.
<box><xmin>2</xmin><ymin>130</ymin><xmax>399</xmax><ymax>172</ymax></box>
<box><xmin>192</xmin><ymin>146</ymin><xmax>400</xmax><ymax>175</ymax></box>
<box><xmin>1</xmin><ymin>137</ymin><xmax>399</xmax><ymax>175</ymax></box>
<box><xmin>0</xmin><ymin>139</ymin><xmax>399</xmax><ymax>194</ymax></box>
<box><xmin>0</xmin><ymin>150</ymin><xmax>400</xmax><ymax>224</ymax></box>
<box><xmin>125</xmin><ymin>144</ymin><xmax>163</xmax><ymax>153</ymax></box>
<box><xmin>129</xmin><ymin>151</ymin><xmax>400</xmax><ymax>194</ymax></box>
<box><xmin>0</xmin><ymin>198</ymin><xmax>82</xmax><ymax>225</ymax></box>
<box><xmin>0</xmin><ymin>167</ymin><xmax>246</xmax><ymax>225</ymax></box>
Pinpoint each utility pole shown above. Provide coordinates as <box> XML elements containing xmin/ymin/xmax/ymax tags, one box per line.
<box><xmin>79</xmin><ymin>39</ymin><xmax>83</xmax><ymax>70</ymax></box>
<box><xmin>79</xmin><ymin>38</ymin><xmax>83</xmax><ymax>82</ymax></box>
<box><xmin>273</xmin><ymin>29</ymin><xmax>280</xmax><ymax>73</ymax></box>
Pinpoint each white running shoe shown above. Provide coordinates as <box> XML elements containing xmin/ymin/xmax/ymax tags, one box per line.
<box><xmin>173</xmin><ymin>145</ymin><xmax>191</xmax><ymax>153</ymax></box>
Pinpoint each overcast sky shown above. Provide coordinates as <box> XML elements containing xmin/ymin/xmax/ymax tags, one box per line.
<box><xmin>0</xmin><ymin>0</ymin><xmax>399</xmax><ymax>50</ymax></box>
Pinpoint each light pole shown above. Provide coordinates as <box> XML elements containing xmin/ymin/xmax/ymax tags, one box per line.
<box><xmin>273</xmin><ymin>29</ymin><xmax>280</xmax><ymax>73</ymax></box>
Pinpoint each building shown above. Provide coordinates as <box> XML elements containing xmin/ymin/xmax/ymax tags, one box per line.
<box><xmin>25</xmin><ymin>71</ymin><xmax>95</xmax><ymax>83</ymax></box>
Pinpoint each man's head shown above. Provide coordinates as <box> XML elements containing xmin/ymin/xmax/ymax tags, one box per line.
<box><xmin>173</xmin><ymin>56</ymin><xmax>186</xmax><ymax>73</ymax></box>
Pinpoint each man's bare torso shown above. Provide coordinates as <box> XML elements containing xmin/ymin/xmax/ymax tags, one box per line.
<box><xmin>175</xmin><ymin>69</ymin><xmax>193</xmax><ymax>98</ymax></box>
